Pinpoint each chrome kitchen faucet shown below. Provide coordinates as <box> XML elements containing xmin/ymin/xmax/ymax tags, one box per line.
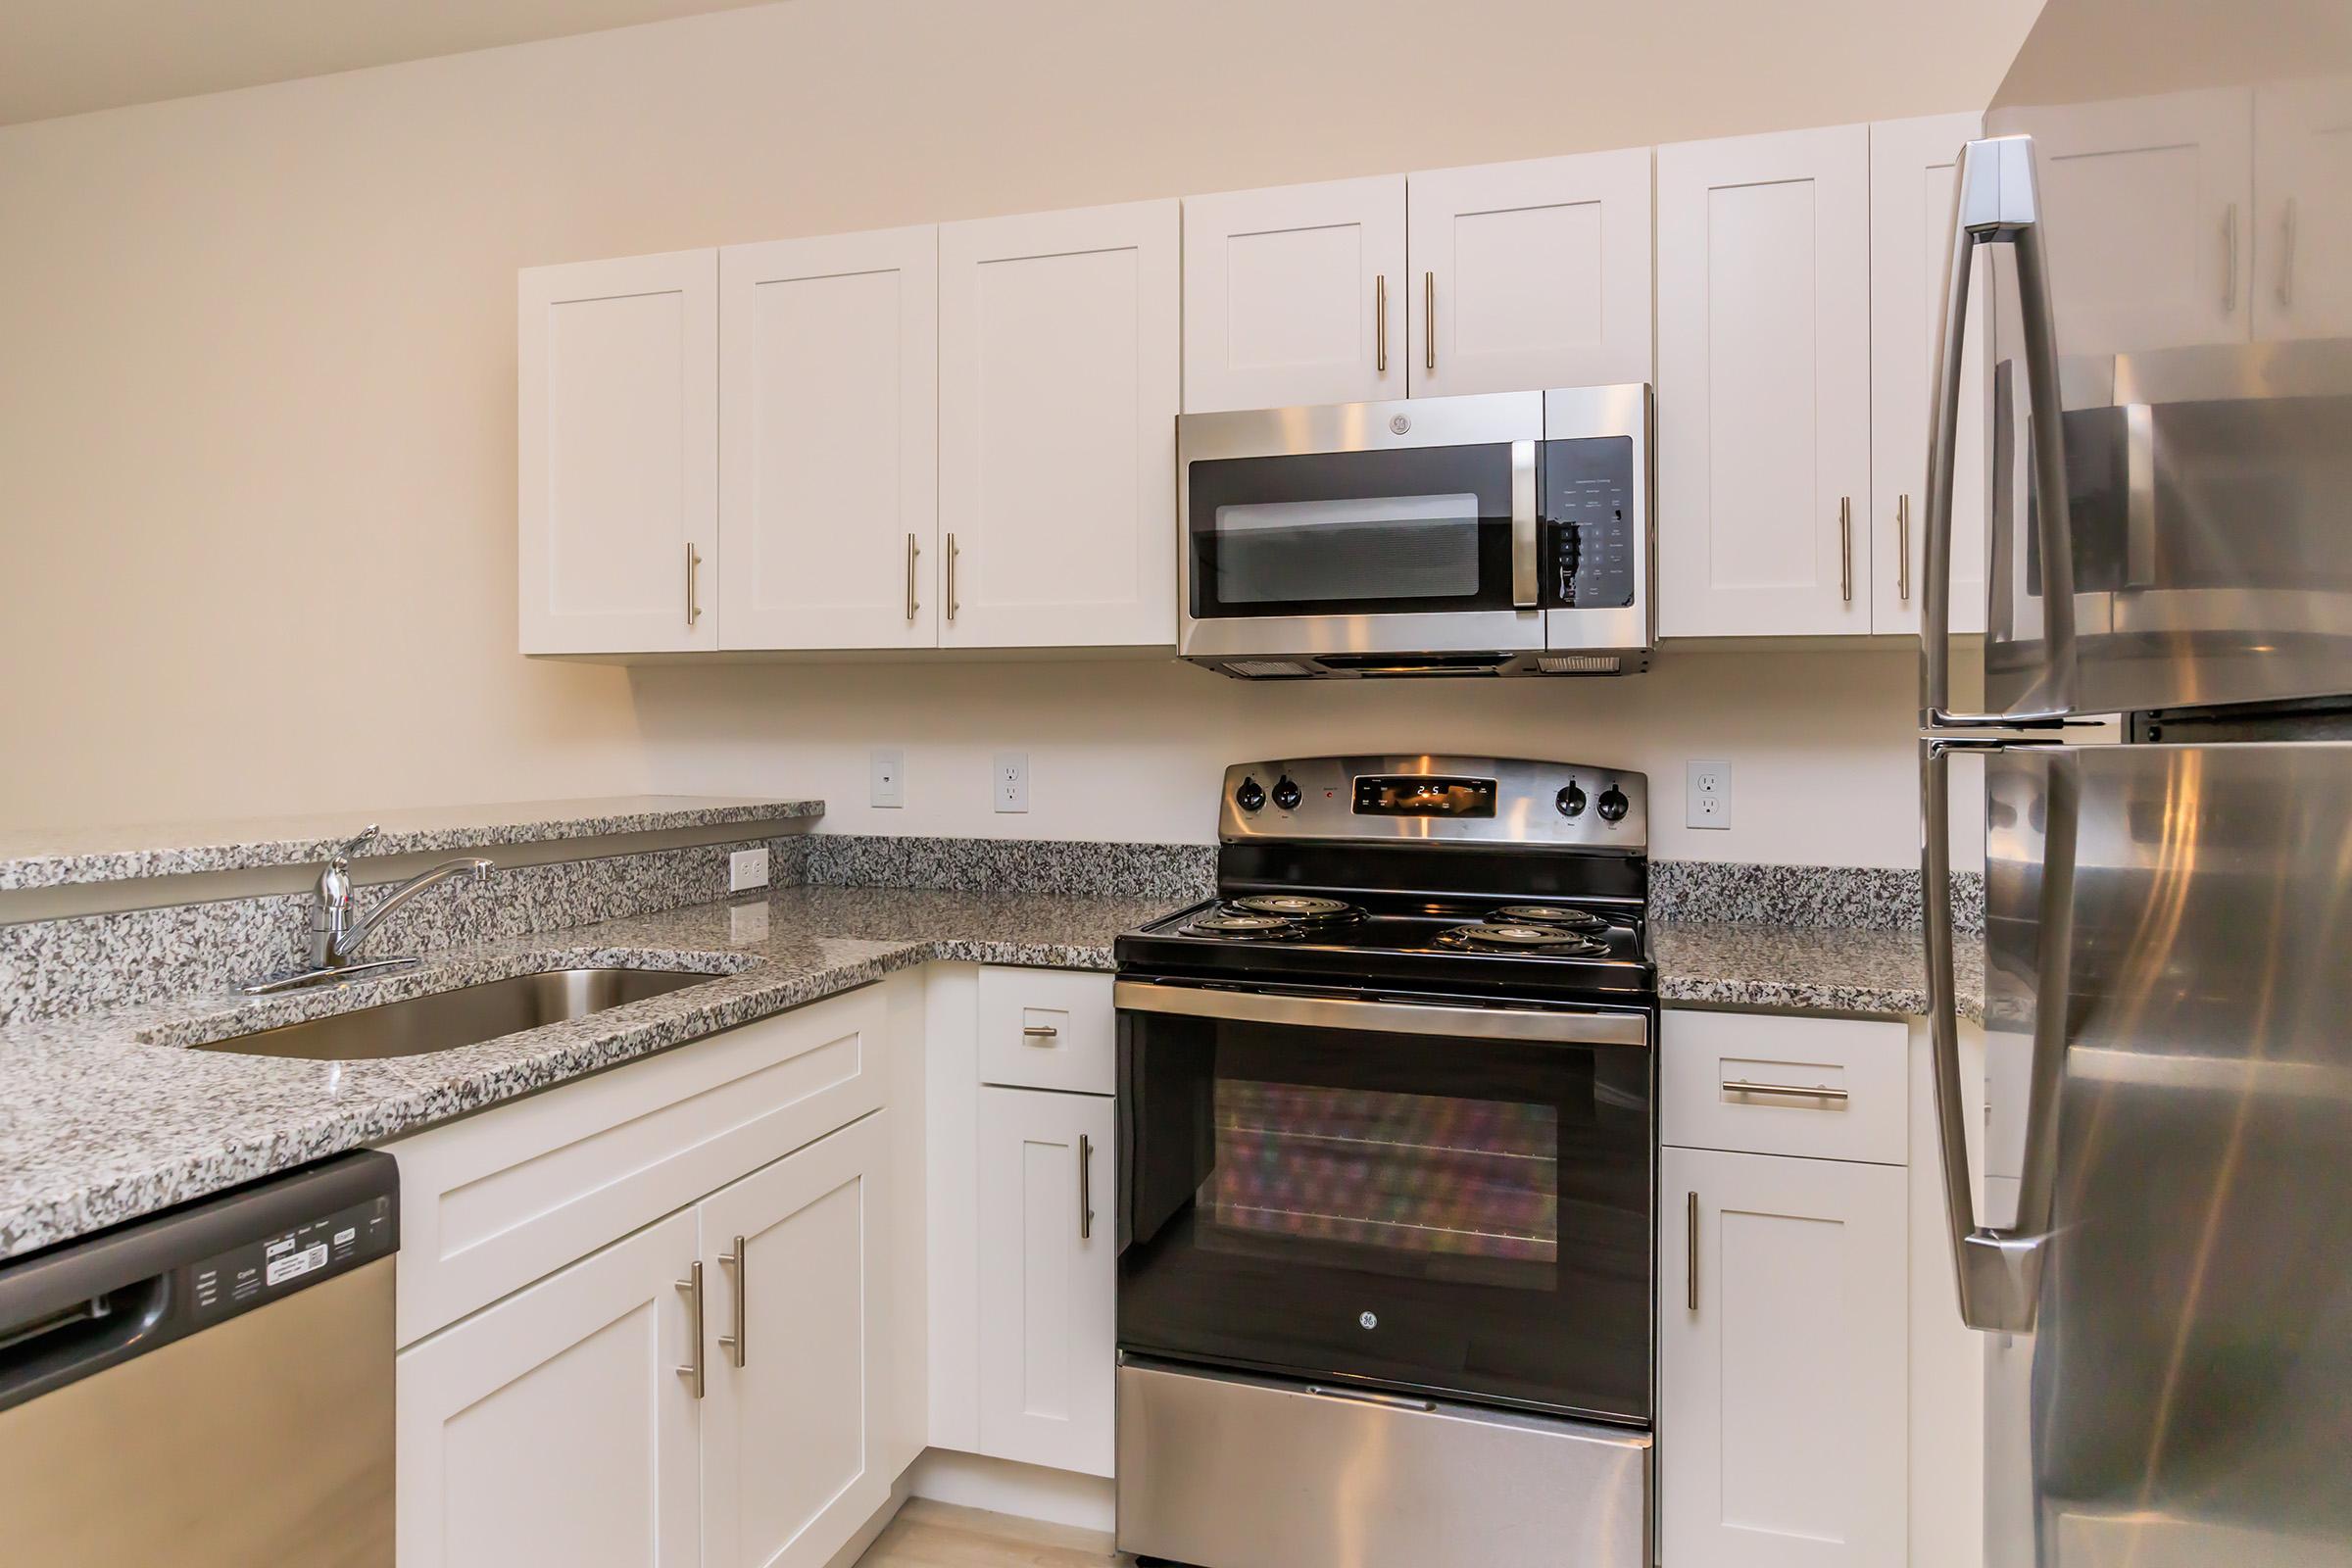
<box><xmin>241</xmin><ymin>825</ymin><xmax>495</xmax><ymax>995</ymax></box>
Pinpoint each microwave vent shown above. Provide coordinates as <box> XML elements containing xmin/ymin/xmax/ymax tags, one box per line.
<box><xmin>1225</xmin><ymin>659</ymin><xmax>1312</xmax><ymax>678</ymax></box>
<box><xmin>1537</xmin><ymin>654</ymin><xmax>1623</xmax><ymax>674</ymax></box>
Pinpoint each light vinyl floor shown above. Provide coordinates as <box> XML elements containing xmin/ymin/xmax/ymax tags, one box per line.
<box><xmin>855</xmin><ymin>1498</ymin><xmax>1133</xmax><ymax>1567</ymax></box>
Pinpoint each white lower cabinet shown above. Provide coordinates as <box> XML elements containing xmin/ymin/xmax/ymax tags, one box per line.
<box><xmin>396</xmin><ymin>1210</ymin><xmax>704</xmax><ymax>1568</ymax></box>
<box><xmin>1658</xmin><ymin>1145</ymin><xmax>1909</xmax><ymax>1568</ymax></box>
<box><xmin>973</xmin><ymin>1085</ymin><xmax>1116</xmax><ymax>1477</ymax></box>
<box><xmin>701</xmin><ymin>1110</ymin><xmax>894</xmax><ymax>1568</ymax></box>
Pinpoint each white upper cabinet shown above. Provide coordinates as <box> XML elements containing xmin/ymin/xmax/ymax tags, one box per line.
<box><xmin>718</xmin><ymin>226</ymin><xmax>938</xmax><ymax>651</ymax></box>
<box><xmin>1407</xmin><ymin>149</ymin><xmax>1654</xmax><ymax>396</ymax></box>
<box><xmin>1182</xmin><ymin>175</ymin><xmax>1405</xmax><ymax>413</ymax></box>
<box><xmin>2255</xmin><ymin>76</ymin><xmax>2352</xmax><ymax>342</ymax></box>
<box><xmin>1871</xmin><ymin>113</ymin><xmax>1989</xmax><ymax>637</ymax></box>
<box><xmin>1657</xmin><ymin>124</ymin><xmax>1874</xmax><ymax>637</ymax></box>
<box><xmin>938</xmin><ymin>199</ymin><xmax>1180</xmax><ymax>649</ymax></box>
<box><xmin>2030</xmin><ymin>87</ymin><xmax>2254</xmax><ymax>355</ymax></box>
<box><xmin>518</xmin><ymin>250</ymin><xmax>718</xmax><ymax>655</ymax></box>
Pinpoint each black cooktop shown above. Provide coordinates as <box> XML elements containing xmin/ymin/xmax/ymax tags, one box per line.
<box><xmin>1117</xmin><ymin>894</ymin><xmax>1654</xmax><ymax>1004</ymax></box>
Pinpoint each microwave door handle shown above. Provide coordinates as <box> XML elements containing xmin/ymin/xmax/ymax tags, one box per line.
<box><xmin>1510</xmin><ymin>440</ymin><xmax>1539</xmax><ymax>610</ymax></box>
<box><xmin>1921</xmin><ymin>735</ymin><xmax>2076</xmax><ymax>1335</ymax></box>
<box><xmin>1923</xmin><ymin>134</ymin><xmax>2079</xmax><ymax>733</ymax></box>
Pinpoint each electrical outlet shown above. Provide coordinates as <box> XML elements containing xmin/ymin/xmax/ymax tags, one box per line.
<box><xmin>1686</xmin><ymin>760</ymin><xmax>1731</xmax><ymax>830</ymax></box>
<box><xmin>994</xmin><ymin>751</ymin><xmax>1029</xmax><ymax>813</ymax></box>
<box><xmin>870</xmin><ymin>747</ymin><xmax>905</xmax><ymax>809</ymax></box>
<box><xmin>728</xmin><ymin>846</ymin><xmax>770</xmax><ymax>891</ymax></box>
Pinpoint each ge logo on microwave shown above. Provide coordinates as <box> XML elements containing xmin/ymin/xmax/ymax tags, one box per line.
<box><xmin>1388</xmin><ymin>415</ymin><xmax>1411</xmax><ymax>436</ymax></box>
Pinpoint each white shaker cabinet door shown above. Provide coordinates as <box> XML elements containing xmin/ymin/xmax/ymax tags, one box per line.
<box><xmin>1871</xmin><ymin>113</ymin><xmax>1989</xmax><ymax>637</ymax></box>
<box><xmin>938</xmin><ymin>199</ymin><xmax>1180</xmax><ymax>649</ymax></box>
<box><xmin>396</xmin><ymin>1212</ymin><xmax>701</xmax><ymax>1568</ymax></box>
<box><xmin>699</xmin><ymin>1112</ymin><xmax>893</xmax><ymax>1568</ymax></box>
<box><xmin>1407</xmin><ymin>149</ymin><xmax>1652</xmax><ymax>397</ymax></box>
<box><xmin>1658</xmin><ymin>1146</ymin><xmax>1907</xmax><ymax>1568</ymax></box>
<box><xmin>1181</xmin><ymin>175</ymin><xmax>1405</xmax><ymax>413</ymax></box>
<box><xmin>2255</xmin><ymin>76</ymin><xmax>2352</xmax><ymax>342</ymax></box>
<box><xmin>1656</xmin><ymin>125</ymin><xmax>1874</xmax><ymax>638</ymax></box>
<box><xmin>974</xmin><ymin>1086</ymin><xmax>1116</xmax><ymax>1477</ymax></box>
<box><xmin>517</xmin><ymin>250</ymin><xmax>718</xmax><ymax>654</ymax></box>
<box><xmin>718</xmin><ymin>226</ymin><xmax>938</xmax><ymax>650</ymax></box>
<box><xmin>2028</xmin><ymin>86</ymin><xmax>2254</xmax><ymax>354</ymax></box>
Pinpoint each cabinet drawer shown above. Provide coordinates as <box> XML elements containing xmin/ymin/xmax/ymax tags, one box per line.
<box><xmin>386</xmin><ymin>980</ymin><xmax>892</xmax><ymax>1347</ymax></box>
<box><xmin>1661</xmin><ymin>1008</ymin><xmax>1907</xmax><ymax>1165</ymax></box>
<box><xmin>976</xmin><ymin>966</ymin><xmax>1114</xmax><ymax>1095</ymax></box>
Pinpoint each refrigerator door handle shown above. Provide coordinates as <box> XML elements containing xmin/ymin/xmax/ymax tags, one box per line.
<box><xmin>1921</xmin><ymin>736</ymin><xmax>2076</xmax><ymax>1334</ymax></box>
<box><xmin>1922</xmin><ymin>134</ymin><xmax>2079</xmax><ymax>732</ymax></box>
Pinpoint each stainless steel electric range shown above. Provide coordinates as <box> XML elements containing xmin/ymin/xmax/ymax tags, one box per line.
<box><xmin>1112</xmin><ymin>755</ymin><xmax>1656</xmax><ymax>1568</ymax></box>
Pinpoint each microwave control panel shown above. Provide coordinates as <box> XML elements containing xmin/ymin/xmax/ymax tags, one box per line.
<box><xmin>1544</xmin><ymin>435</ymin><xmax>1638</xmax><ymax>609</ymax></box>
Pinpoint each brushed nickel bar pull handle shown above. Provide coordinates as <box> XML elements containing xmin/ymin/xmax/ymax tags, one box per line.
<box><xmin>1687</xmin><ymin>1192</ymin><xmax>1699</xmax><ymax>1312</ymax></box>
<box><xmin>2278</xmin><ymin>196</ymin><xmax>2299</xmax><ymax>309</ymax></box>
<box><xmin>675</xmin><ymin>1261</ymin><xmax>705</xmax><ymax>1398</ymax></box>
<box><xmin>717</xmin><ymin>1236</ymin><xmax>746</xmax><ymax>1368</ymax></box>
<box><xmin>905</xmin><ymin>533</ymin><xmax>919</xmax><ymax>622</ymax></box>
<box><xmin>1897</xmin><ymin>494</ymin><xmax>1912</xmax><ymax>603</ymax></box>
<box><xmin>1021</xmin><ymin>1023</ymin><xmax>1059</xmax><ymax>1039</ymax></box>
<box><xmin>1838</xmin><ymin>496</ymin><xmax>1853</xmax><ymax>604</ymax></box>
<box><xmin>2222</xmin><ymin>202</ymin><xmax>2239</xmax><ymax>314</ymax></box>
<box><xmin>1722</xmin><ymin>1079</ymin><xmax>1852</xmax><ymax>1104</ymax></box>
<box><xmin>1423</xmin><ymin>270</ymin><xmax>1436</xmax><ymax>371</ymax></box>
<box><xmin>946</xmin><ymin>532</ymin><xmax>959</xmax><ymax>622</ymax></box>
<box><xmin>1375</xmin><ymin>273</ymin><xmax>1388</xmax><ymax>374</ymax></box>
<box><xmin>685</xmin><ymin>542</ymin><xmax>703</xmax><ymax>627</ymax></box>
<box><xmin>1078</xmin><ymin>1134</ymin><xmax>1095</xmax><ymax>1241</ymax></box>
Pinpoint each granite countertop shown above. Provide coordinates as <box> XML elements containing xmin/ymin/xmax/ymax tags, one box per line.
<box><xmin>0</xmin><ymin>795</ymin><xmax>825</xmax><ymax>891</ymax></box>
<box><xmin>0</xmin><ymin>886</ymin><xmax>1977</xmax><ymax>1261</ymax></box>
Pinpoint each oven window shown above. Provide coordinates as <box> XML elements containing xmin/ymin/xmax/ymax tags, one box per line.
<box><xmin>1188</xmin><ymin>443</ymin><xmax>1520</xmax><ymax>619</ymax></box>
<box><xmin>1118</xmin><ymin>1004</ymin><xmax>1652</xmax><ymax>1421</ymax></box>
<box><xmin>1206</xmin><ymin>1081</ymin><xmax>1557</xmax><ymax>1287</ymax></box>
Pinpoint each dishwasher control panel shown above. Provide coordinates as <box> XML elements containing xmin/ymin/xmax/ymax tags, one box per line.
<box><xmin>189</xmin><ymin>1191</ymin><xmax>395</xmax><ymax>1322</ymax></box>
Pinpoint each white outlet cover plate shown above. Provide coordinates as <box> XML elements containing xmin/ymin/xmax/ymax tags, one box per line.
<box><xmin>994</xmin><ymin>751</ymin><xmax>1029</xmax><ymax>813</ymax></box>
<box><xmin>1686</xmin><ymin>759</ymin><xmax>1731</xmax><ymax>830</ymax></box>
<box><xmin>729</xmin><ymin>846</ymin><xmax>770</xmax><ymax>891</ymax></box>
<box><xmin>870</xmin><ymin>747</ymin><xmax>906</xmax><ymax>809</ymax></box>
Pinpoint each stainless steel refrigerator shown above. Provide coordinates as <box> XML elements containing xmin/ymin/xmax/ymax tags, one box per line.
<box><xmin>1918</xmin><ymin>4</ymin><xmax>2352</xmax><ymax>1564</ymax></box>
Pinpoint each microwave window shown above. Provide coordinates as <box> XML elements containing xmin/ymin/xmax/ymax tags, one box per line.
<box><xmin>1212</xmin><ymin>494</ymin><xmax>1482</xmax><ymax>605</ymax></box>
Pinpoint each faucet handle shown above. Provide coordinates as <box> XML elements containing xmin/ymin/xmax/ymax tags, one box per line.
<box><xmin>328</xmin><ymin>824</ymin><xmax>381</xmax><ymax>868</ymax></box>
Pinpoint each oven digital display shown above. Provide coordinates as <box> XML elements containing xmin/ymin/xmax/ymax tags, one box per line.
<box><xmin>1352</xmin><ymin>775</ymin><xmax>1497</xmax><ymax>817</ymax></box>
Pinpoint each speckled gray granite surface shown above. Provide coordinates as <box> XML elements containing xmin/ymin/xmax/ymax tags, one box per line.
<box><xmin>0</xmin><ymin>878</ymin><xmax>1981</xmax><ymax>1260</ymax></box>
<box><xmin>1650</xmin><ymin>860</ymin><xmax>1985</xmax><ymax>934</ymax></box>
<box><xmin>0</xmin><ymin>886</ymin><xmax>1175</xmax><ymax>1259</ymax></box>
<box><xmin>0</xmin><ymin>796</ymin><xmax>823</xmax><ymax>891</ymax></box>
<box><xmin>0</xmin><ymin>836</ymin><xmax>801</xmax><ymax>1027</ymax></box>
<box><xmin>803</xmin><ymin>834</ymin><xmax>1216</xmax><ymax>900</ymax></box>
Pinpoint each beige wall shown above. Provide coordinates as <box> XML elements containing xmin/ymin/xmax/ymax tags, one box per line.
<box><xmin>0</xmin><ymin>0</ymin><xmax>2039</xmax><ymax>856</ymax></box>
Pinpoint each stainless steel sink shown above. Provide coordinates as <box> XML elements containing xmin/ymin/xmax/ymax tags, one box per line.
<box><xmin>194</xmin><ymin>967</ymin><xmax>719</xmax><ymax>1062</ymax></box>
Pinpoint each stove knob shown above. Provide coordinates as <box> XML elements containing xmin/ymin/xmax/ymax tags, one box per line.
<box><xmin>1235</xmin><ymin>775</ymin><xmax>1266</xmax><ymax>812</ymax></box>
<box><xmin>1556</xmin><ymin>782</ymin><xmax>1588</xmax><ymax>817</ymax></box>
<box><xmin>1596</xmin><ymin>784</ymin><xmax>1631</xmax><ymax>823</ymax></box>
<box><xmin>1271</xmin><ymin>776</ymin><xmax>1302</xmax><ymax>810</ymax></box>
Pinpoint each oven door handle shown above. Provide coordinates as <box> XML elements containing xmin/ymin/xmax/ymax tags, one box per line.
<box><xmin>1113</xmin><ymin>979</ymin><xmax>1650</xmax><ymax>1047</ymax></box>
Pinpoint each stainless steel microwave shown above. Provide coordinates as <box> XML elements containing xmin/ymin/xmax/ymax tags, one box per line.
<box><xmin>1177</xmin><ymin>385</ymin><xmax>1654</xmax><ymax>678</ymax></box>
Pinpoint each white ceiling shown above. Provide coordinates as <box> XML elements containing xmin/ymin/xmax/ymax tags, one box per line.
<box><xmin>0</xmin><ymin>0</ymin><xmax>782</xmax><ymax>126</ymax></box>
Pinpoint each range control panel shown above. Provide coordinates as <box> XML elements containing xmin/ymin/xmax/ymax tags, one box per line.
<box><xmin>188</xmin><ymin>1190</ymin><xmax>395</xmax><ymax>1324</ymax></box>
<box><xmin>1545</xmin><ymin>434</ymin><xmax>1638</xmax><ymax>609</ymax></box>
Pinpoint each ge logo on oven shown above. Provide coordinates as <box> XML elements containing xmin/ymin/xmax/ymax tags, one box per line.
<box><xmin>1358</xmin><ymin>1311</ymin><xmax>1378</xmax><ymax>1330</ymax></box>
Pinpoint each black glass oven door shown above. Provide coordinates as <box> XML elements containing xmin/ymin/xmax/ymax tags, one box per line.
<box><xmin>1187</xmin><ymin>443</ymin><xmax>1527</xmax><ymax>619</ymax></box>
<box><xmin>1116</xmin><ymin>986</ymin><xmax>1653</xmax><ymax>1422</ymax></box>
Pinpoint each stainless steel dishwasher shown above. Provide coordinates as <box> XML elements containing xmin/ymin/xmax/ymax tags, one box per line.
<box><xmin>0</xmin><ymin>1151</ymin><xmax>398</xmax><ymax>1566</ymax></box>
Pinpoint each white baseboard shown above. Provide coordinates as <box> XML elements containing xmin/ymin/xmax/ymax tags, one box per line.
<box><xmin>903</xmin><ymin>1447</ymin><xmax>1116</xmax><ymax>1534</ymax></box>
